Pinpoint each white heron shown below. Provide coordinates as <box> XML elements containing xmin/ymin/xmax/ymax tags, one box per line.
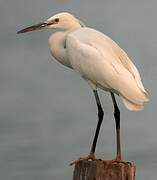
<box><xmin>17</xmin><ymin>12</ymin><xmax>149</xmax><ymax>165</ymax></box>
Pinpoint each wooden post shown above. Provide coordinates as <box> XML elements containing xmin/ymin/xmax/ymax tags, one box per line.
<box><xmin>73</xmin><ymin>160</ymin><xmax>135</xmax><ymax>180</ymax></box>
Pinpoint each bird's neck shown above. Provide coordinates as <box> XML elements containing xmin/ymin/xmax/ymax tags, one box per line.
<box><xmin>49</xmin><ymin>31</ymin><xmax>72</xmax><ymax>68</ymax></box>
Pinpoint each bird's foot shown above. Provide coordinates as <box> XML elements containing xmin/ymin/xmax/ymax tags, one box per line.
<box><xmin>104</xmin><ymin>156</ymin><xmax>132</xmax><ymax>166</ymax></box>
<box><xmin>70</xmin><ymin>152</ymin><xmax>97</xmax><ymax>166</ymax></box>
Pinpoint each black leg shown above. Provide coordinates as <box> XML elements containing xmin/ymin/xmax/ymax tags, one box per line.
<box><xmin>90</xmin><ymin>90</ymin><xmax>104</xmax><ymax>154</ymax></box>
<box><xmin>110</xmin><ymin>92</ymin><xmax>121</xmax><ymax>160</ymax></box>
<box><xmin>70</xmin><ymin>89</ymin><xmax>104</xmax><ymax>165</ymax></box>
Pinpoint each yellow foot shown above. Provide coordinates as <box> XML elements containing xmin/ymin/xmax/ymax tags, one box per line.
<box><xmin>70</xmin><ymin>153</ymin><xmax>97</xmax><ymax>166</ymax></box>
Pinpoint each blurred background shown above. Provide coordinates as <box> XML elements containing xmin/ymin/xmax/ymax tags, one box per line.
<box><xmin>0</xmin><ymin>0</ymin><xmax>156</xmax><ymax>179</ymax></box>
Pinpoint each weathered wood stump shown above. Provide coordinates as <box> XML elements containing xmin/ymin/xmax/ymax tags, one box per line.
<box><xmin>73</xmin><ymin>160</ymin><xmax>135</xmax><ymax>180</ymax></box>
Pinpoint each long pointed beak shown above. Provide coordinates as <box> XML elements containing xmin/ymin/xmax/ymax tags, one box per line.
<box><xmin>17</xmin><ymin>22</ymin><xmax>48</xmax><ymax>34</ymax></box>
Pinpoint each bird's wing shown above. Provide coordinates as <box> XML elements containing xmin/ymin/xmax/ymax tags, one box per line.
<box><xmin>66</xmin><ymin>28</ymin><xmax>148</xmax><ymax>107</ymax></box>
<box><xmin>112</xmin><ymin>43</ymin><xmax>148</xmax><ymax>94</ymax></box>
<box><xmin>68</xmin><ymin>28</ymin><xmax>148</xmax><ymax>95</ymax></box>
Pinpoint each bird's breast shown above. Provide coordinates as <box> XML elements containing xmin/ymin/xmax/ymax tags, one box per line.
<box><xmin>49</xmin><ymin>32</ymin><xmax>72</xmax><ymax>68</ymax></box>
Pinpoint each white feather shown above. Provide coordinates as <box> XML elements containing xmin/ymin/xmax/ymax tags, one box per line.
<box><xmin>66</xmin><ymin>28</ymin><xmax>149</xmax><ymax>110</ymax></box>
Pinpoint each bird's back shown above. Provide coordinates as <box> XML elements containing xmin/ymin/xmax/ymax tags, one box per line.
<box><xmin>68</xmin><ymin>28</ymin><xmax>141</xmax><ymax>75</ymax></box>
<box><xmin>66</xmin><ymin>27</ymin><xmax>149</xmax><ymax>111</ymax></box>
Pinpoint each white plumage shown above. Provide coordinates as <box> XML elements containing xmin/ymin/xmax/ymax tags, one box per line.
<box><xmin>48</xmin><ymin>13</ymin><xmax>149</xmax><ymax>111</ymax></box>
<box><xmin>18</xmin><ymin>12</ymin><xmax>149</xmax><ymax>110</ymax></box>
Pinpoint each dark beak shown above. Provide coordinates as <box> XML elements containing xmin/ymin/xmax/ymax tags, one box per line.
<box><xmin>17</xmin><ymin>22</ymin><xmax>48</xmax><ymax>34</ymax></box>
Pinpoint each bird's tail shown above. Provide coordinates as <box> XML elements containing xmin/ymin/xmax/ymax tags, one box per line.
<box><xmin>121</xmin><ymin>93</ymin><xmax>149</xmax><ymax>111</ymax></box>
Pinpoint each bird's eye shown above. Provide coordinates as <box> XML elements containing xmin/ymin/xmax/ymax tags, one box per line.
<box><xmin>54</xmin><ymin>18</ymin><xmax>59</xmax><ymax>23</ymax></box>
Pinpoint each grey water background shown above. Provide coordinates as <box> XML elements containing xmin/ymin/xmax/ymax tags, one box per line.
<box><xmin>0</xmin><ymin>0</ymin><xmax>156</xmax><ymax>179</ymax></box>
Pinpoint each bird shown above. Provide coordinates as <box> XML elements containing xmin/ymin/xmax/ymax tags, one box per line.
<box><xmin>17</xmin><ymin>12</ymin><xmax>149</xmax><ymax>165</ymax></box>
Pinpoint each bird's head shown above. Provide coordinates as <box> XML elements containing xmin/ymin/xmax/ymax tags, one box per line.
<box><xmin>17</xmin><ymin>12</ymin><xmax>82</xmax><ymax>34</ymax></box>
